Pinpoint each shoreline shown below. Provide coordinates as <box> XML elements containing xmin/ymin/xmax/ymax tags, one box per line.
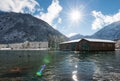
<box><xmin>0</xmin><ymin>48</ymin><xmax>49</xmax><ymax>51</ymax></box>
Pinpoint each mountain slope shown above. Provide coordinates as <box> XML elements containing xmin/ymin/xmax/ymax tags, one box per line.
<box><xmin>91</xmin><ymin>21</ymin><xmax>120</xmax><ymax>40</ymax></box>
<box><xmin>69</xmin><ymin>34</ymin><xmax>84</xmax><ymax>40</ymax></box>
<box><xmin>69</xmin><ymin>21</ymin><xmax>120</xmax><ymax>40</ymax></box>
<box><xmin>0</xmin><ymin>12</ymin><xmax>67</xmax><ymax>44</ymax></box>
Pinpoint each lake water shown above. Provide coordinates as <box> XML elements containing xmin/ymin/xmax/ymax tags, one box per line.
<box><xmin>0</xmin><ymin>50</ymin><xmax>120</xmax><ymax>81</ymax></box>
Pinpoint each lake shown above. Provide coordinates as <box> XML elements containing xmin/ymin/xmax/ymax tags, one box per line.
<box><xmin>0</xmin><ymin>50</ymin><xmax>120</xmax><ymax>81</ymax></box>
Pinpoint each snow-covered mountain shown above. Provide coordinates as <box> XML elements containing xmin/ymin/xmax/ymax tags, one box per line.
<box><xmin>69</xmin><ymin>21</ymin><xmax>120</xmax><ymax>40</ymax></box>
<box><xmin>69</xmin><ymin>34</ymin><xmax>84</xmax><ymax>40</ymax></box>
<box><xmin>0</xmin><ymin>12</ymin><xmax>67</xmax><ymax>44</ymax></box>
<box><xmin>91</xmin><ymin>21</ymin><xmax>120</xmax><ymax>40</ymax></box>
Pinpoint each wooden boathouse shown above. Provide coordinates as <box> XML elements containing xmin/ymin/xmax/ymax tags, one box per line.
<box><xmin>59</xmin><ymin>38</ymin><xmax>115</xmax><ymax>51</ymax></box>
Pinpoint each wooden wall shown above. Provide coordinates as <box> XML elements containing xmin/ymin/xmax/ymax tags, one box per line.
<box><xmin>59</xmin><ymin>39</ymin><xmax>115</xmax><ymax>51</ymax></box>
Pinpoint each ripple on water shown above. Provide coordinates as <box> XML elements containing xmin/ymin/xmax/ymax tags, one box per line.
<box><xmin>0</xmin><ymin>50</ymin><xmax>120</xmax><ymax>81</ymax></box>
<box><xmin>93</xmin><ymin>72</ymin><xmax>120</xmax><ymax>81</ymax></box>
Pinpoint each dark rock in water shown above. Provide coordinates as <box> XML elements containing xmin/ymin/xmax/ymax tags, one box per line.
<box><xmin>60</xmin><ymin>78</ymin><xmax>73</xmax><ymax>81</ymax></box>
<box><xmin>19</xmin><ymin>55</ymin><xmax>22</xmax><ymax>58</ymax></box>
<box><xmin>0</xmin><ymin>72</ymin><xmax>26</xmax><ymax>78</ymax></box>
<box><xmin>10</xmin><ymin>67</ymin><xmax>22</xmax><ymax>73</ymax></box>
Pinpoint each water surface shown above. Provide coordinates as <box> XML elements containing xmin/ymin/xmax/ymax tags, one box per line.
<box><xmin>0</xmin><ymin>50</ymin><xmax>120</xmax><ymax>81</ymax></box>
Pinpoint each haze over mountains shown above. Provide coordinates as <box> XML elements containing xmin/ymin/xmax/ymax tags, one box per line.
<box><xmin>69</xmin><ymin>34</ymin><xmax>84</xmax><ymax>40</ymax></box>
<box><xmin>70</xmin><ymin>21</ymin><xmax>120</xmax><ymax>40</ymax></box>
<box><xmin>0</xmin><ymin>12</ymin><xmax>67</xmax><ymax>44</ymax></box>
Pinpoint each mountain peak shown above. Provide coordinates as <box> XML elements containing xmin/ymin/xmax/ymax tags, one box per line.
<box><xmin>0</xmin><ymin>12</ymin><xmax>67</xmax><ymax>44</ymax></box>
<box><xmin>69</xmin><ymin>34</ymin><xmax>84</xmax><ymax>40</ymax></box>
<box><xmin>91</xmin><ymin>21</ymin><xmax>120</xmax><ymax>40</ymax></box>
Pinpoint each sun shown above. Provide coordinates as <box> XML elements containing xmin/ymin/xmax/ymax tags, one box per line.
<box><xmin>70</xmin><ymin>10</ymin><xmax>82</xmax><ymax>22</ymax></box>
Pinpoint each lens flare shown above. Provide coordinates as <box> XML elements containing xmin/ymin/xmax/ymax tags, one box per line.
<box><xmin>36</xmin><ymin>64</ymin><xmax>46</xmax><ymax>77</ymax></box>
<box><xmin>36</xmin><ymin>52</ymin><xmax>53</xmax><ymax>77</ymax></box>
<box><xmin>43</xmin><ymin>55</ymin><xmax>52</xmax><ymax>64</ymax></box>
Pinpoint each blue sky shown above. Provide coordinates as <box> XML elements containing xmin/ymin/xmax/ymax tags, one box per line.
<box><xmin>0</xmin><ymin>0</ymin><xmax>120</xmax><ymax>37</ymax></box>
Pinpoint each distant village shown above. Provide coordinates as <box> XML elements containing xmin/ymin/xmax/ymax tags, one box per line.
<box><xmin>0</xmin><ymin>41</ymin><xmax>48</xmax><ymax>50</ymax></box>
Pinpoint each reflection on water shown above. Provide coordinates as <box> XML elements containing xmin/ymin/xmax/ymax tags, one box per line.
<box><xmin>72</xmin><ymin>65</ymin><xmax>78</xmax><ymax>81</ymax></box>
<box><xmin>72</xmin><ymin>71</ymin><xmax>78</xmax><ymax>81</ymax></box>
<box><xmin>0</xmin><ymin>50</ymin><xmax>120</xmax><ymax>81</ymax></box>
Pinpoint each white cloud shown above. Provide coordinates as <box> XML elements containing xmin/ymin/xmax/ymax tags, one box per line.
<box><xmin>58</xmin><ymin>17</ymin><xmax>62</xmax><ymax>24</ymax></box>
<box><xmin>52</xmin><ymin>24</ymin><xmax>57</xmax><ymax>29</ymax></box>
<box><xmin>67</xmin><ymin>33</ymin><xmax>78</xmax><ymax>37</ymax></box>
<box><xmin>52</xmin><ymin>17</ymin><xmax>62</xmax><ymax>29</ymax></box>
<box><xmin>0</xmin><ymin>0</ymin><xmax>62</xmax><ymax>29</ymax></box>
<box><xmin>0</xmin><ymin>0</ymin><xmax>40</xmax><ymax>14</ymax></box>
<box><xmin>35</xmin><ymin>0</ymin><xmax>62</xmax><ymax>26</ymax></box>
<box><xmin>92</xmin><ymin>10</ymin><xmax>120</xmax><ymax>30</ymax></box>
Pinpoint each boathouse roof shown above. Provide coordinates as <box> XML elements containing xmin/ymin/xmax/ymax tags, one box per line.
<box><xmin>60</xmin><ymin>39</ymin><xmax>81</xmax><ymax>44</ymax></box>
<box><xmin>60</xmin><ymin>38</ymin><xmax>115</xmax><ymax>44</ymax></box>
<box><xmin>83</xmin><ymin>38</ymin><xmax>115</xmax><ymax>43</ymax></box>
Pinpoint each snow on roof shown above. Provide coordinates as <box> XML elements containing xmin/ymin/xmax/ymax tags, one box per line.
<box><xmin>84</xmin><ymin>38</ymin><xmax>115</xmax><ymax>43</ymax></box>
<box><xmin>60</xmin><ymin>39</ymin><xmax>81</xmax><ymax>44</ymax></box>
<box><xmin>60</xmin><ymin>38</ymin><xmax>115</xmax><ymax>44</ymax></box>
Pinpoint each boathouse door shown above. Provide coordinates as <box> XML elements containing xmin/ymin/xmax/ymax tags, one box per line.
<box><xmin>81</xmin><ymin>41</ymin><xmax>89</xmax><ymax>51</ymax></box>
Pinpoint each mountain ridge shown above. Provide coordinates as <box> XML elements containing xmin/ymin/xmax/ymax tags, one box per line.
<box><xmin>91</xmin><ymin>21</ymin><xmax>120</xmax><ymax>40</ymax></box>
<box><xmin>0</xmin><ymin>12</ymin><xmax>67</xmax><ymax>44</ymax></box>
<box><xmin>69</xmin><ymin>21</ymin><xmax>120</xmax><ymax>40</ymax></box>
